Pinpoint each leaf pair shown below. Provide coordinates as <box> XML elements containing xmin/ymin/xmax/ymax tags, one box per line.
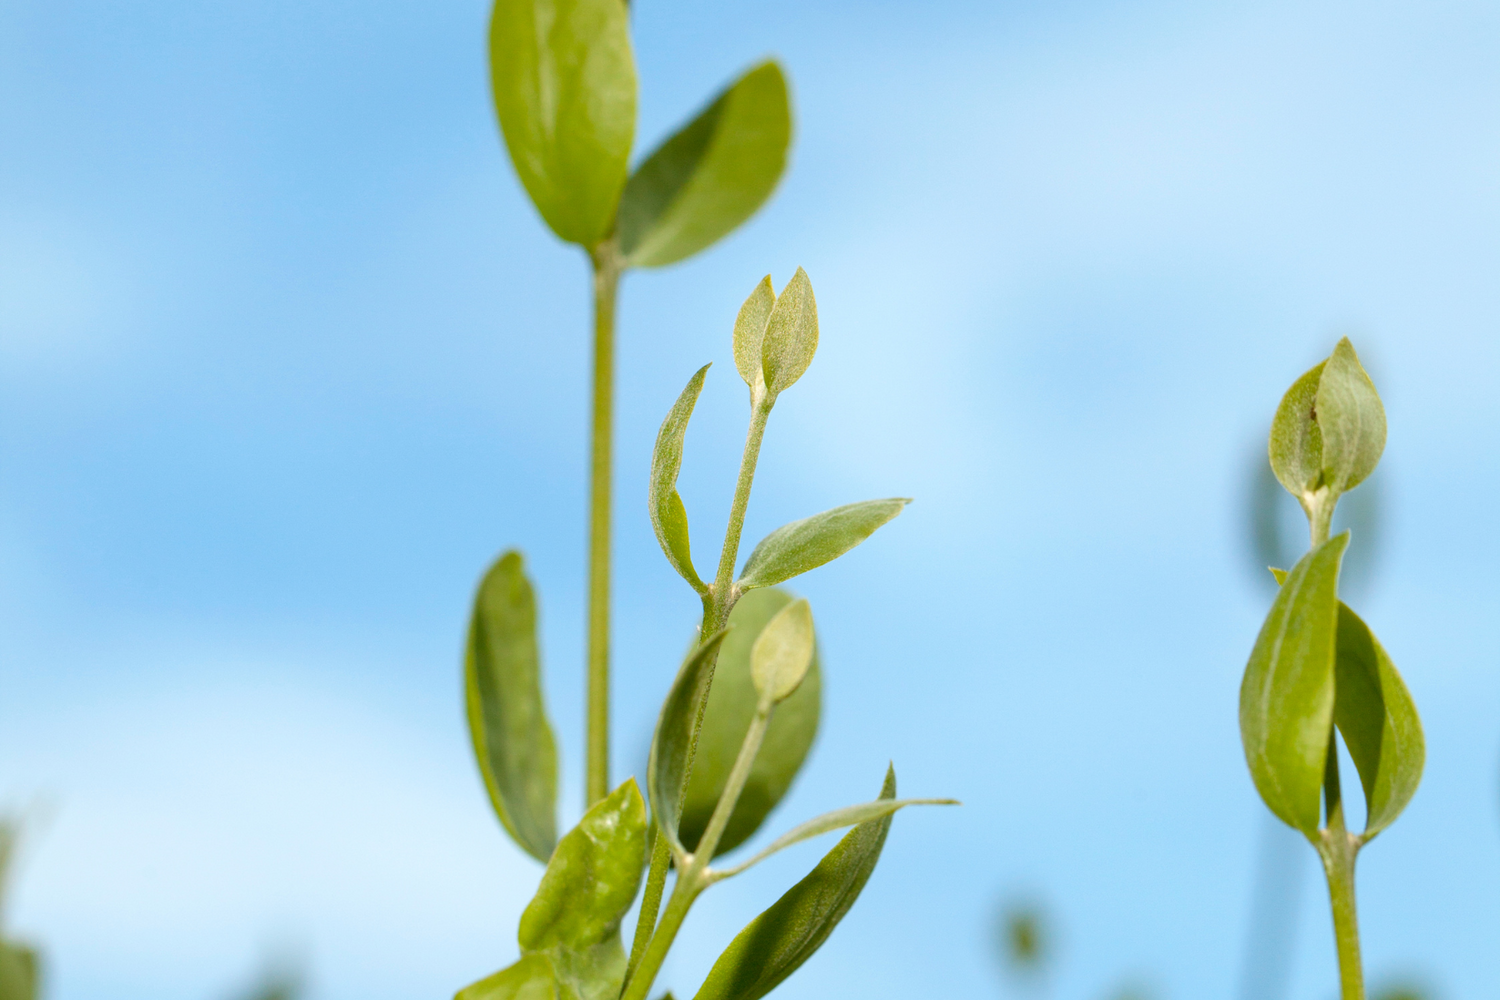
<box><xmin>732</xmin><ymin>270</ymin><xmax>818</xmax><ymax>405</ymax></box>
<box><xmin>1239</xmin><ymin>535</ymin><xmax>1423</xmax><ymax>840</ymax></box>
<box><xmin>1269</xmin><ymin>338</ymin><xmax>1386</xmax><ymax>505</ymax></box>
<box><xmin>490</xmin><ymin>0</ymin><xmax>791</xmax><ymax>260</ymax></box>
<box><xmin>456</xmin><ymin>780</ymin><xmax>648</xmax><ymax>1000</ymax></box>
<box><xmin>466</xmin><ymin>551</ymin><xmax>559</xmax><ymax>863</ymax></box>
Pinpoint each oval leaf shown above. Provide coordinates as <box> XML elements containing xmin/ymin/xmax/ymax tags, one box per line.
<box><xmin>649</xmin><ymin>365</ymin><xmax>711</xmax><ymax>593</ymax></box>
<box><xmin>732</xmin><ymin>276</ymin><xmax>775</xmax><ymax>397</ymax></box>
<box><xmin>691</xmin><ymin>766</ymin><xmax>900</xmax><ymax>1000</ymax></box>
<box><xmin>617</xmin><ymin>61</ymin><xmax>792</xmax><ymax>268</ymax></box>
<box><xmin>759</xmin><ymin>268</ymin><xmax>817</xmax><ymax>398</ymax></box>
<box><xmin>1239</xmin><ymin>533</ymin><xmax>1349</xmax><ymax>835</ymax></box>
<box><xmin>738</xmin><ymin>499</ymin><xmax>909</xmax><ymax>591</ymax></box>
<box><xmin>679</xmin><ymin>589</ymin><xmax>821</xmax><ymax>857</ymax></box>
<box><xmin>647</xmin><ymin>630</ymin><xmax>731</xmax><ymax>855</ymax></box>
<box><xmin>489</xmin><ymin>0</ymin><xmax>637</xmax><ymax>246</ymax></box>
<box><xmin>1269</xmin><ymin>360</ymin><xmax>1326</xmax><ymax>499</ymax></box>
<box><xmin>750</xmin><ymin>598</ymin><xmax>815</xmax><ymax>705</ymax></box>
<box><xmin>456</xmin><ymin>953</ymin><xmax>559</xmax><ymax>1000</ymax></box>
<box><xmin>1315</xmin><ymin>338</ymin><xmax>1386</xmax><ymax>496</ymax></box>
<box><xmin>519</xmin><ymin>778</ymin><xmax>647</xmax><ymax>952</ymax></box>
<box><xmin>1334</xmin><ymin>603</ymin><xmax>1424</xmax><ymax>839</ymax></box>
<box><xmin>466</xmin><ymin>551</ymin><xmax>559</xmax><ymax>862</ymax></box>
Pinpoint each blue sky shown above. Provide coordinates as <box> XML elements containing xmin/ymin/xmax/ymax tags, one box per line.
<box><xmin>4</xmin><ymin>0</ymin><xmax>1500</xmax><ymax>998</ymax></box>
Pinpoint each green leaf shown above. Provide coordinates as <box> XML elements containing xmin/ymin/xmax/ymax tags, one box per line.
<box><xmin>1239</xmin><ymin>533</ymin><xmax>1349</xmax><ymax>835</ymax></box>
<box><xmin>649</xmin><ymin>365</ymin><xmax>712</xmax><ymax>593</ymax></box>
<box><xmin>750</xmin><ymin>598</ymin><xmax>815</xmax><ymax>705</ymax></box>
<box><xmin>738</xmin><ymin>499</ymin><xmax>910</xmax><ymax>591</ymax></box>
<box><xmin>489</xmin><ymin>0</ymin><xmax>637</xmax><ymax>246</ymax></box>
<box><xmin>617</xmin><ymin>61</ymin><xmax>792</xmax><ymax>268</ymax></box>
<box><xmin>732</xmin><ymin>276</ymin><xmax>775</xmax><ymax>398</ymax></box>
<box><xmin>715</xmin><ymin>794</ymin><xmax>957</xmax><ymax>879</ymax></box>
<box><xmin>1315</xmin><ymin>338</ymin><xmax>1386</xmax><ymax>496</ymax></box>
<box><xmin>679</xmin><ymin>589</ymin><xmax>820</xmax><ymax>857</ymax></box>
<box><xmin>1269</xmin><ymin>361</ymin><xmax>1326</xmax><ymax>499</ymax></box>
<box><xmin>520</xmin><ymin>778</ymin><xmax>648</xmax><ymax>952</ymax></box>
<box><xmin>648</xmin><ymin>630</ymin><xmax>731</xmax><ymax>856</ymax></box>
<box><xmin>759</xmin><ymin>268</ymin><xmax>818</xmax><ymax>398</ymax></box>
<box><xmin>692</xmin><ymin>766</ymin><xmax>900</xmax><ymax>1000</ymax></box>
<box><xmin>466</xmin><ymin>551</ymin><xmax>559</xmax><ymax>863</ymax></box>
<box><xmin>1334</xmin><ymin>603</ymin><xmax>1424</xmax><ymax>839</ymax></box>
<box><xmin>456</xmin><ymin>954</ymin><xmax>559</xmax><ymax>1000</ymax></box>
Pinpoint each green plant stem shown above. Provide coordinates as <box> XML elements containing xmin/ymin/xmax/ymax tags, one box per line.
<box><xmin>1317</xmin><ymin>728</ymin><xmax>1365</xmax><ymax>1000</ymax></box>
<box><xmin>624</xmin><ymin>397</ymin><xmax>775</xmax><ymax>989</ymax></box>
<box><xmin>710</xmin><ymin>398</ymin><xmax>773</xmax><ymax>625</ymax></box>
<box><xmin>1307</xmin><ymin>490</ymin><xmax>1335</xmax><ymax>549</ymax></box>
<box><xmin>586</xmin><ymin>242</ymin><xmax>623</xmax><ymax>808</ymax></box>
<box><xmin>621</xmin><ymin>704</ymin><xmax>775</xmax><ymax>1000</ymax></box>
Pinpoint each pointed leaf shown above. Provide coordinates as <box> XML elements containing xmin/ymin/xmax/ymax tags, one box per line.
<box><xmin>692</xmin><ymin>766</ymin><xmax>900</xmax><ymax>1000</ymax></box>
<box><xmin>732</xmin><ymin>277</ymin><xmax>775</xmax><ymax>396</ymax></box>
<box><xmin>716</xmin><ymin>794</ymin><xmax>957</xmax><ymax>880</ymax></box>
<box><xmin>1239</xmin><ymin>533</ymin><xmax>1348</xmax><ymax>835</ymax></box>
<box><xmin>1316</xmin><ymin>338</ymin><xmax>1386</xmax><ymax>495</ymax></box>
<box><xmin>738</xmin><ymin>499</ymin><xmax>909</xmax><ymax>590</ymax></box>
<box><xmin>760</xmin><ymin>268</ymin><xmax>817</xmax><ymax>398</ymax></box>
<box><xmin>679</xmin><ymin>589</ymin><xmax>820</xmax><ymax>857</ymax></box>
<box><xmin>1269</xmin><ymin>361</ymin><xmax>1326</xmax><ymax>499</ymax></box>
<box><xmin>750</xmin><ymin>598</ymin><xmax>815</xmax><ymax>704</ymax></box>
<box><xmin>617</xmin><ymin>61</ymin><xmax>792</xmax><ymax>268</ymax></box>
<box><xmin>649</xmin><ymin>365</ymin><xmax>711</xmax><ymax>593</ymax></box>
<box><xmin>466</xmin><ymin>551</ymin><xmax>559</xmax><ymax>862</ymax></box>
<box><xmin>648</xmin><ymin>630</ymin><xmax>730</xmax><ymax>855</ymax></box>
<box><xmin>520</xmin><ymin>779</ymin><xmax>647</xmax><ymax>952</ymax></box>
<box><xmin>456</xmin><ymin>954</ymin><xmax>559</xmax><ymax>1000</ymax></box>
<box><xmin>1334</xmin><ymin>603</ymin><xmax>1424</xmax><ymax>838</ymax></box>
<box><xmin>489</xmin><ymin>0</ymin><xmax>636</xmax><ymax>246</ymax></box>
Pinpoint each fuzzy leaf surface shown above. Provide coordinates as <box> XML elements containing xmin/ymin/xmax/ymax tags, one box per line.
<box><xmin>617</xmin><ymin>62</ymin><xmax>791</xmax><ymax>267</ymax></box>
<box><xmin>1239</xmin><ymin>533</ymin><xmax>1348</xmax><ymax>835</ymax></box>
<box><xmin>456</xmin><ymin>954</ymin><xmax>558</xmax><ymax>1000</ymax></box>
<box><xmin>759</xmin><ymin>268</ymin><xmax>818</xmax><ymax>397</ymax></box>
<box><xmin>750</xmin><ymin>598</ymin><xmax>815</xmax><ymax>704</ymax></box>
<box><xmin>520</xmin><ymin>779</ymin><xmax>646</xmax><ymax>951</ymax></box>
<box><xmin>732</xmin><ymin>277</ymin><xmax>775</xmax><ymax>395</ymax></box>
<box><xmin>466</xmin><ymin>551</ymin><xmax>558</xmax><ymax>862</ymax></box>
<box><xmin>489</xmin><ymin>0</ymin><xmax>636</xmax><ymax>245</ymax></box>
<box><xmin>692</xmin><ymin>766</ymin><xmax>900</xmax><ymax>1000</ymax></box>
<box><xmin>649</xmin><ymin>365</ymin><xmax>711</xmax><ymax>592</ymax></box>
<box><xmin>648</xmin><ymin>631</ymin><xmax>730</xmax><ymax>855</ymax></box>
<box><xmin>1269</xmin><ymin>361</ymin><xmax>1326</xmax><ymax>498</ymax></box>
<box><xmin>738</xmin><ymin>499</ymin><xmax>909</xmax><ymax>590</ymax></box>
<box><xmin>1315</xmin><ymin>338</ymin><xmax>1386</xmax><ymax>495</ymax></box>
<box><xmin>679</xmin><ymin>590</ymin><xmax>820</xmax><ymax>857</ymax></box>
<box><xmin>1334</xmin><ymin>603</ymin><xmax>1423</xmax><ymax>838</ymax></box>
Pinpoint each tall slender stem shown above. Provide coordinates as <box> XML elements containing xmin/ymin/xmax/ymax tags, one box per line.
<box><xmin>586</xmin><ymin>242</ymin><xmax>623</xmax><ymax>808</ymax></box>
<box><xmin>623</xmin><ymin>395</ymin><xmax>775</xmax><ymax>988</ymax></box>
<box><xmin>712</xmin><ymin>398</ymin><xmax>772</xmax><ymax>622</ymax></box>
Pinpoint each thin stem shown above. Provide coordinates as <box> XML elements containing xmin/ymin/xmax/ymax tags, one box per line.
<box><xmin>1306</xmin><ymin>489</ymin><xmax>1335</xmax><ymax>548</ymax></box>
<box><xmin>625</xmin><ymin>397</ymin><xmax>776</xmax><ymax>984</ymax></box>
<box><xmin>620</xmin><ymin>702</ymin><xmax>775</xmax><ymax>1000</ymax></box>
<box><xmin>712</xmin><ymin>398</ymin><xmax>773</xmax><ymax>625</ymax></box>
<box><xmin>1318</xmin><ymin>736</ymin><xmax>1365</xmax><ymax>1000</ymax></box>
<box><xmin>586</xmin><ymin>242</ymin><xmax>623</xmax><ymax>807</ymax></box>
